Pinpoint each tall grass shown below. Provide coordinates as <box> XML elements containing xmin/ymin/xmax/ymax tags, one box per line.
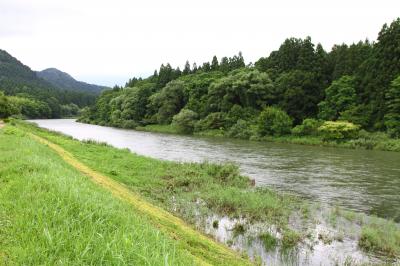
<box><xmin>0</xmin><ymin>128</ymin><xmax>196</xmax><ymax>265</ymax></box>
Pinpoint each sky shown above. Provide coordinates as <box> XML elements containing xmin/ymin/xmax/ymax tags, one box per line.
<box><xmin>1</xmin><ymin>0</ymin><xmax>399</xmax><ymax>87</ymax></box>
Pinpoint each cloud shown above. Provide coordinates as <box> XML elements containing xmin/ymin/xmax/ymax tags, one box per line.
<box><xmin>1</xmin><ymin>0</ymin><xmax>399</xmax><ymax>86</ymax></box>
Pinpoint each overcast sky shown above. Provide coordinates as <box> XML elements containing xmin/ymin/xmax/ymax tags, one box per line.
<box><xmin>1</xmin><ymin>0</ymin><xmax>399</xmax><ymax>86</ymax></box>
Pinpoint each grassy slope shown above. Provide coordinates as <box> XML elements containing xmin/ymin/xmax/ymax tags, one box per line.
<box><xmin>10</xmin><ymin>121</ymin><xmax>400</xmax><ymax>259</ymax></box>
<box><xmin>19</xmin><ymin>121</ymin><xmax>298</xmax><ymax>228</ymax></box>
<box><xmin>0</xmin><ymin>125</ymin><xmax>248</xmax><ymax>265</ymax></box>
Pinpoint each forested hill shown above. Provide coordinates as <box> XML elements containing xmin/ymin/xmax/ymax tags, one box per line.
<box><xmin>80</xmin><ymin>18</ymin><xmax>400</xmax><ymax>141</ymax></box>
<box><xmin>37</xmin><ymin>68</ymin><xmax>107</xmax><ymax>94</ymax></box>
<box><xmin>0</xmin><ymin>49</ymin><xmax>52</xmax><ymax>90</ymax></box>
<box><xmin>0</xmin><ymin>49</ymin><xmax>98</xmax><ymax>118</ymax></box>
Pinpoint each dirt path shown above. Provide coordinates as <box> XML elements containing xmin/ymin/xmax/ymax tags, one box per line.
<box><xmin>0</xmin><ymin>121</ymin><xmax>4</xmax><ymax>129</ymax></box>
<box><xmin>28</xmin><ymin>132</ymin><xmax>250</xmax><ymax>266</ymax></box>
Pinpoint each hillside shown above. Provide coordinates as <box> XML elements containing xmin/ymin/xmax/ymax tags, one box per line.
<box><xmin>0</xmin><ymin>49</ymin><xmax>53</xmax><ymax>90</ymax></box>
<box><xmin>37</xmin><ymin>68</ymin><xmax>106</xmax><ymax>94</ymax></box>
<box><xmin>0</xmin><ymin>49</ymin><xmax>97</xmax><ymax>118</ymax></box>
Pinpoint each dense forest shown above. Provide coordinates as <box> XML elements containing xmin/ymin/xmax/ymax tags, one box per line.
<box><xmin>0</xmin><ymin>49</ymin><xmax>98</xmax><ymax>119</ymax></box>
<box><xmin>73</xmin><ymin>19</ymin><xmax>396</xmax><ymax>141</ymax></box>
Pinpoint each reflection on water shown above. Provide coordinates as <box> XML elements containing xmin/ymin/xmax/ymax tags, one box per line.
<box><xmin>31</xmin><ymin>119</ymin><xmax>400</xmax><ymax>221</ymax></box>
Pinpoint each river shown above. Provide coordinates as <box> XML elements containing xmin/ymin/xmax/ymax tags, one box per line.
<box><xmin>31</xmin><ymin>119</ymin><xmax>400</xmax><ymax>222</ymax></box>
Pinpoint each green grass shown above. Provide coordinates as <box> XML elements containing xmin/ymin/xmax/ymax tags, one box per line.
<box><xmin>136</xmin><ymin>124</ymin><xmax>180</xmax><ymax>134</ymax></box>
<box><xmin>17</xmin><ymin>121</ymin><xmax>298</xmax><ymax>229</ymax></box>
<box><xmin>10</xmin><ymin>120</ymin><xmax>400</xmax><ymax>260</ymax></box>
<box><xmin>359</xmin><ymin>220</ymin><xmax>400</xmax><ymax>257</ymax></box>
<box><xmin>258</xmin><ymin>232</ymin><xmax>277</xmax><ymax>251</ymax></box>
<box><xmin>0</xmin><ymin>126</ymin><xmax>197</xmax><ymax>265</ymax></box>
<box><xmin>281</xmin><ymin>230</ymin><xmax>302</xmax><ymax>248</ymax></box>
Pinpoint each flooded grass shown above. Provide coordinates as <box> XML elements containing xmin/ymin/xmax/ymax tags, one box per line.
<box><xmin>259</xmin><ymin>232</ymin><xmax>277</xmax><ymax>250</ymax></box>
<box><xmin>14</xmin><ymin>120</ymin><xmax>400</xmax><ymax>265</ymax></box>
<box><xmin>359</xmin><ymin>220</ymin><xmax>400</xmax><ymax>257</ymax></box>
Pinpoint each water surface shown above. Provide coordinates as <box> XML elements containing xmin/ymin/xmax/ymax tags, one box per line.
<box><xmin>31</xmin><ymin>119</ymin><xmax>400</xmax><ymax>221</ymax></box>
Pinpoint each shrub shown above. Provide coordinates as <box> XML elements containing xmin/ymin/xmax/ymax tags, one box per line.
<box><xmin>318</xmin><ymin>121</ymin><xmax>360</xmax><ymax>141</ymax></box>
<box><xmin>227</xmin><ymin>119</ymin><xmax>254</xmax><ymax>139</ymax></box>
<box><xmin>122</xmin><ymin>120</ymin><xmax>138</xmax><ymax>129</ymax></box>
<box><xmin>257</xmin><ymin>107</ymin><xmax>292</xmax><ymax>136</ymax></box>
<box><xmin>172</xmin><ymin>109</ymin><xmax>198</xmax><ymax>134</ymax></box>
<box><xmin>0</xmin><ymin>92</ymin><xmax>13</xmax><ymax>119</ymax></box>
<box><xmin>195</xmin><ymin>112</ymin><xmax>226</xmax><ymax>131</ymax></box>
<box><xmin>225</xmin><ymin>105</ymin><xmax>258</xmax><ymax>128</ymax></box>
<box><xmin>291</xmin><ymin>118</ymin><xmax>322</xmax><ymax>136</ymax></box>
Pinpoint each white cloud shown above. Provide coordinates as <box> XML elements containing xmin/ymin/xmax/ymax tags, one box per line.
<box><xmin>1</xmin><ymin>0</ymin><xmax>399</xmax><ymax>86</ymax></box>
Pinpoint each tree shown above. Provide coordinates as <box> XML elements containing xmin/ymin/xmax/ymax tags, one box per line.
<box><xmin>211</xmin><ymin>56</ymin><xmax>219</xmax><ymax>70</ymax></box>
<box><xmin>183</xmin><ymin>61</ymin><xmax>191</xmax><ymax>75</ymax></box>
<box><xmin>172</xmin><ymin>109</ymin><xmax>198</xmax><ymax>134</ymax></box>
<box><xmin>257</xmin><ymin>106</ymin><xmax>292</xmax><ymax>136</ymax></box>
<box><xmin>0</xmin><ymin>91</ymin><xmax>12</xmax><ymax>118</ymax></box>
<box><xmin>149</xmin><ymin>80</ymin><xmax>186</xmax><ymax>124</ymax></box>
<box><xmin>384</xmin><ymin>76</ymin><xmax>400</xmax><ymax>137</ymax></box>
<box><xmin>275</xmin><ymin>70</ymin><xmax>322</xmax><ymax>124</ymax></box>
<box><xmin>318</xmin><ymin>75</ymin><xmax>357</xmax><ymax>121</ymax></box>
<box><xmin>357</xmin><ymin>18</ymin><xmax>400</xmax><ymax>129</ymax></box>
<box><xmin>207</xmin><ymin>69</ymin><xmax>276</xmax><ymax>113</ymax></box>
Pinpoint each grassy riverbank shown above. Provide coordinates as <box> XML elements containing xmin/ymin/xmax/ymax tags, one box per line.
<box><xmin>3</xmin><ymin>120</ymin><xmax>400</xmax><ymax>263</ymax></box>
<box><xmin>0</xmin><ymin>123</ymin><xmax>249</xmax><ymax>265</ymax></box>
<box><xmin>136</xmin><ymin>124</ymin><xmax>400</xmax><ymax>152</ymax></box>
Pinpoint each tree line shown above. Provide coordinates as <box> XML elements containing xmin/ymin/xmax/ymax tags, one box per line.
<box><xmin>79</xmin><ymin>18</ymin><xmax>400</xmax><ymax>139</ymax></box>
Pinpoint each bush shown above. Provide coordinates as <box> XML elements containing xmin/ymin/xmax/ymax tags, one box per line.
<box><xmin>318</xmin><ymin>121</ymin><xmax>360</xmax><ymax>141</ymax></box>
<box><xmin>0</xmin><ymin>92</ymin><xmax>13</xmax><ymax>119</ymax></box>
<box><xmin>225</xmin><ymin>105</ymin><xmax>258</xmax><ymax>128</ymax></box>
<box><xmin>172</xmin><ymin>109</ymin><xmax>198</xmax><ymax>134</ymax></box>
<box><xmin>122</xmin><ymin>120</ymin><xmax>138</xmax><ymax>129</ymax></box>
<box><xmin>291</xmin><ymin>118</ymin><xmax>322</xmax><ymax>136</ymax></box>
<box><xmin>195</xmin><ymin>112</ymin><xmax>226</xmax><ymax>131</ymax></box>
<box><xmin>227</xmin><ymin>119</ymin><xmax>254</xmax><ymax>139</ymax></box>
<box><xmin>257</xmin><ymin>107</ymin><xmax>292</xmax><ymax>136</ymax></box>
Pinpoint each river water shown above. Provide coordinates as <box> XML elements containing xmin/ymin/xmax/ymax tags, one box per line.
<box><xmin>31</xmin><ymin>119</ymin><xmax>400</xmax><ymax>222</ymax></box>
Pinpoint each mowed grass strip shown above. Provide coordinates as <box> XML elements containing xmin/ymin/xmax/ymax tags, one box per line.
<box><xmin>28</xmin><ymin>131</ymin><xmax>250</xmax><ymax>265</ymax></box>
<box><xmin>0</xmin><ymin>126</ymin><xmax>244</xmax><ymax>265</ymax></box>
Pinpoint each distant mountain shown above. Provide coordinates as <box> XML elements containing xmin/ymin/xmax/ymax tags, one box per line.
<box><xmin>0</xmin><ymin>49</ymin><xmax>54</xmax><ymax>90</ymax></box>
<box><xmin>0</xmin><ymin>49</ymin><xmax>97</xmax><ymax>109</ymax></box>
<box><xmin>37</xmin><ymin>68</ymin><xmax>107</xmax><ymax>94</ymax></box>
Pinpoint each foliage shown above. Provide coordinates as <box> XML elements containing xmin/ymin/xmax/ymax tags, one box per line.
<box><xmin>318</xmin><ymin>121</ymin><xmax>360</xmax><ymax>140</ymax></box>
<box><xmin>207</xmin><ymin>69</ymin><xmax>275</xmax><ymax>113</ymax></box>
<box><xmin>79</xmin><ymin>19</ymin><xmax>400</xmax><ymax>144</ymax></box>
<box><xmin>0</xmin><ymin>91</ymin><xmax>13</xmax><ymax>118</ymax></box>
<box><xmin>227</xmin><ymin>119</ymin><xmax>255</xmax><ymax>139</ymax></box>
<box><xmin>318</xmin><ymin>75</ymin><xmax>357</xmax><ymax>121</ymax></box>
<box><xmin>257</xmin><ymin>107</ymin><xmax>292</xmax><ymax>136</ymax></box>
<box><xmin>149</xmin><ymin>80</ymin><xmax>186</xmax><ymax>124</ymax></box>
<box><xmin>195</xmin><ymin>112</ymin><xmax>227</xmax><ymax>131</ymax></box>
<box><xmin>275</xmin><ymin>70</ymin><xmax>322</xmax><ymax>124</ymax></box>
<box><xmin>291</xmin><ymin>118</ymin><xmax>322</xmax><ymax>136</ymax></box>
<box><xmin>384</xmin><ymin>76</ymin><xmax>400</xmax><ymax>138</ymax></box>
<box><xmin>172</xmin><ymin>109</ymin><xmax>198</xmax><ymax>134</ymax></box>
